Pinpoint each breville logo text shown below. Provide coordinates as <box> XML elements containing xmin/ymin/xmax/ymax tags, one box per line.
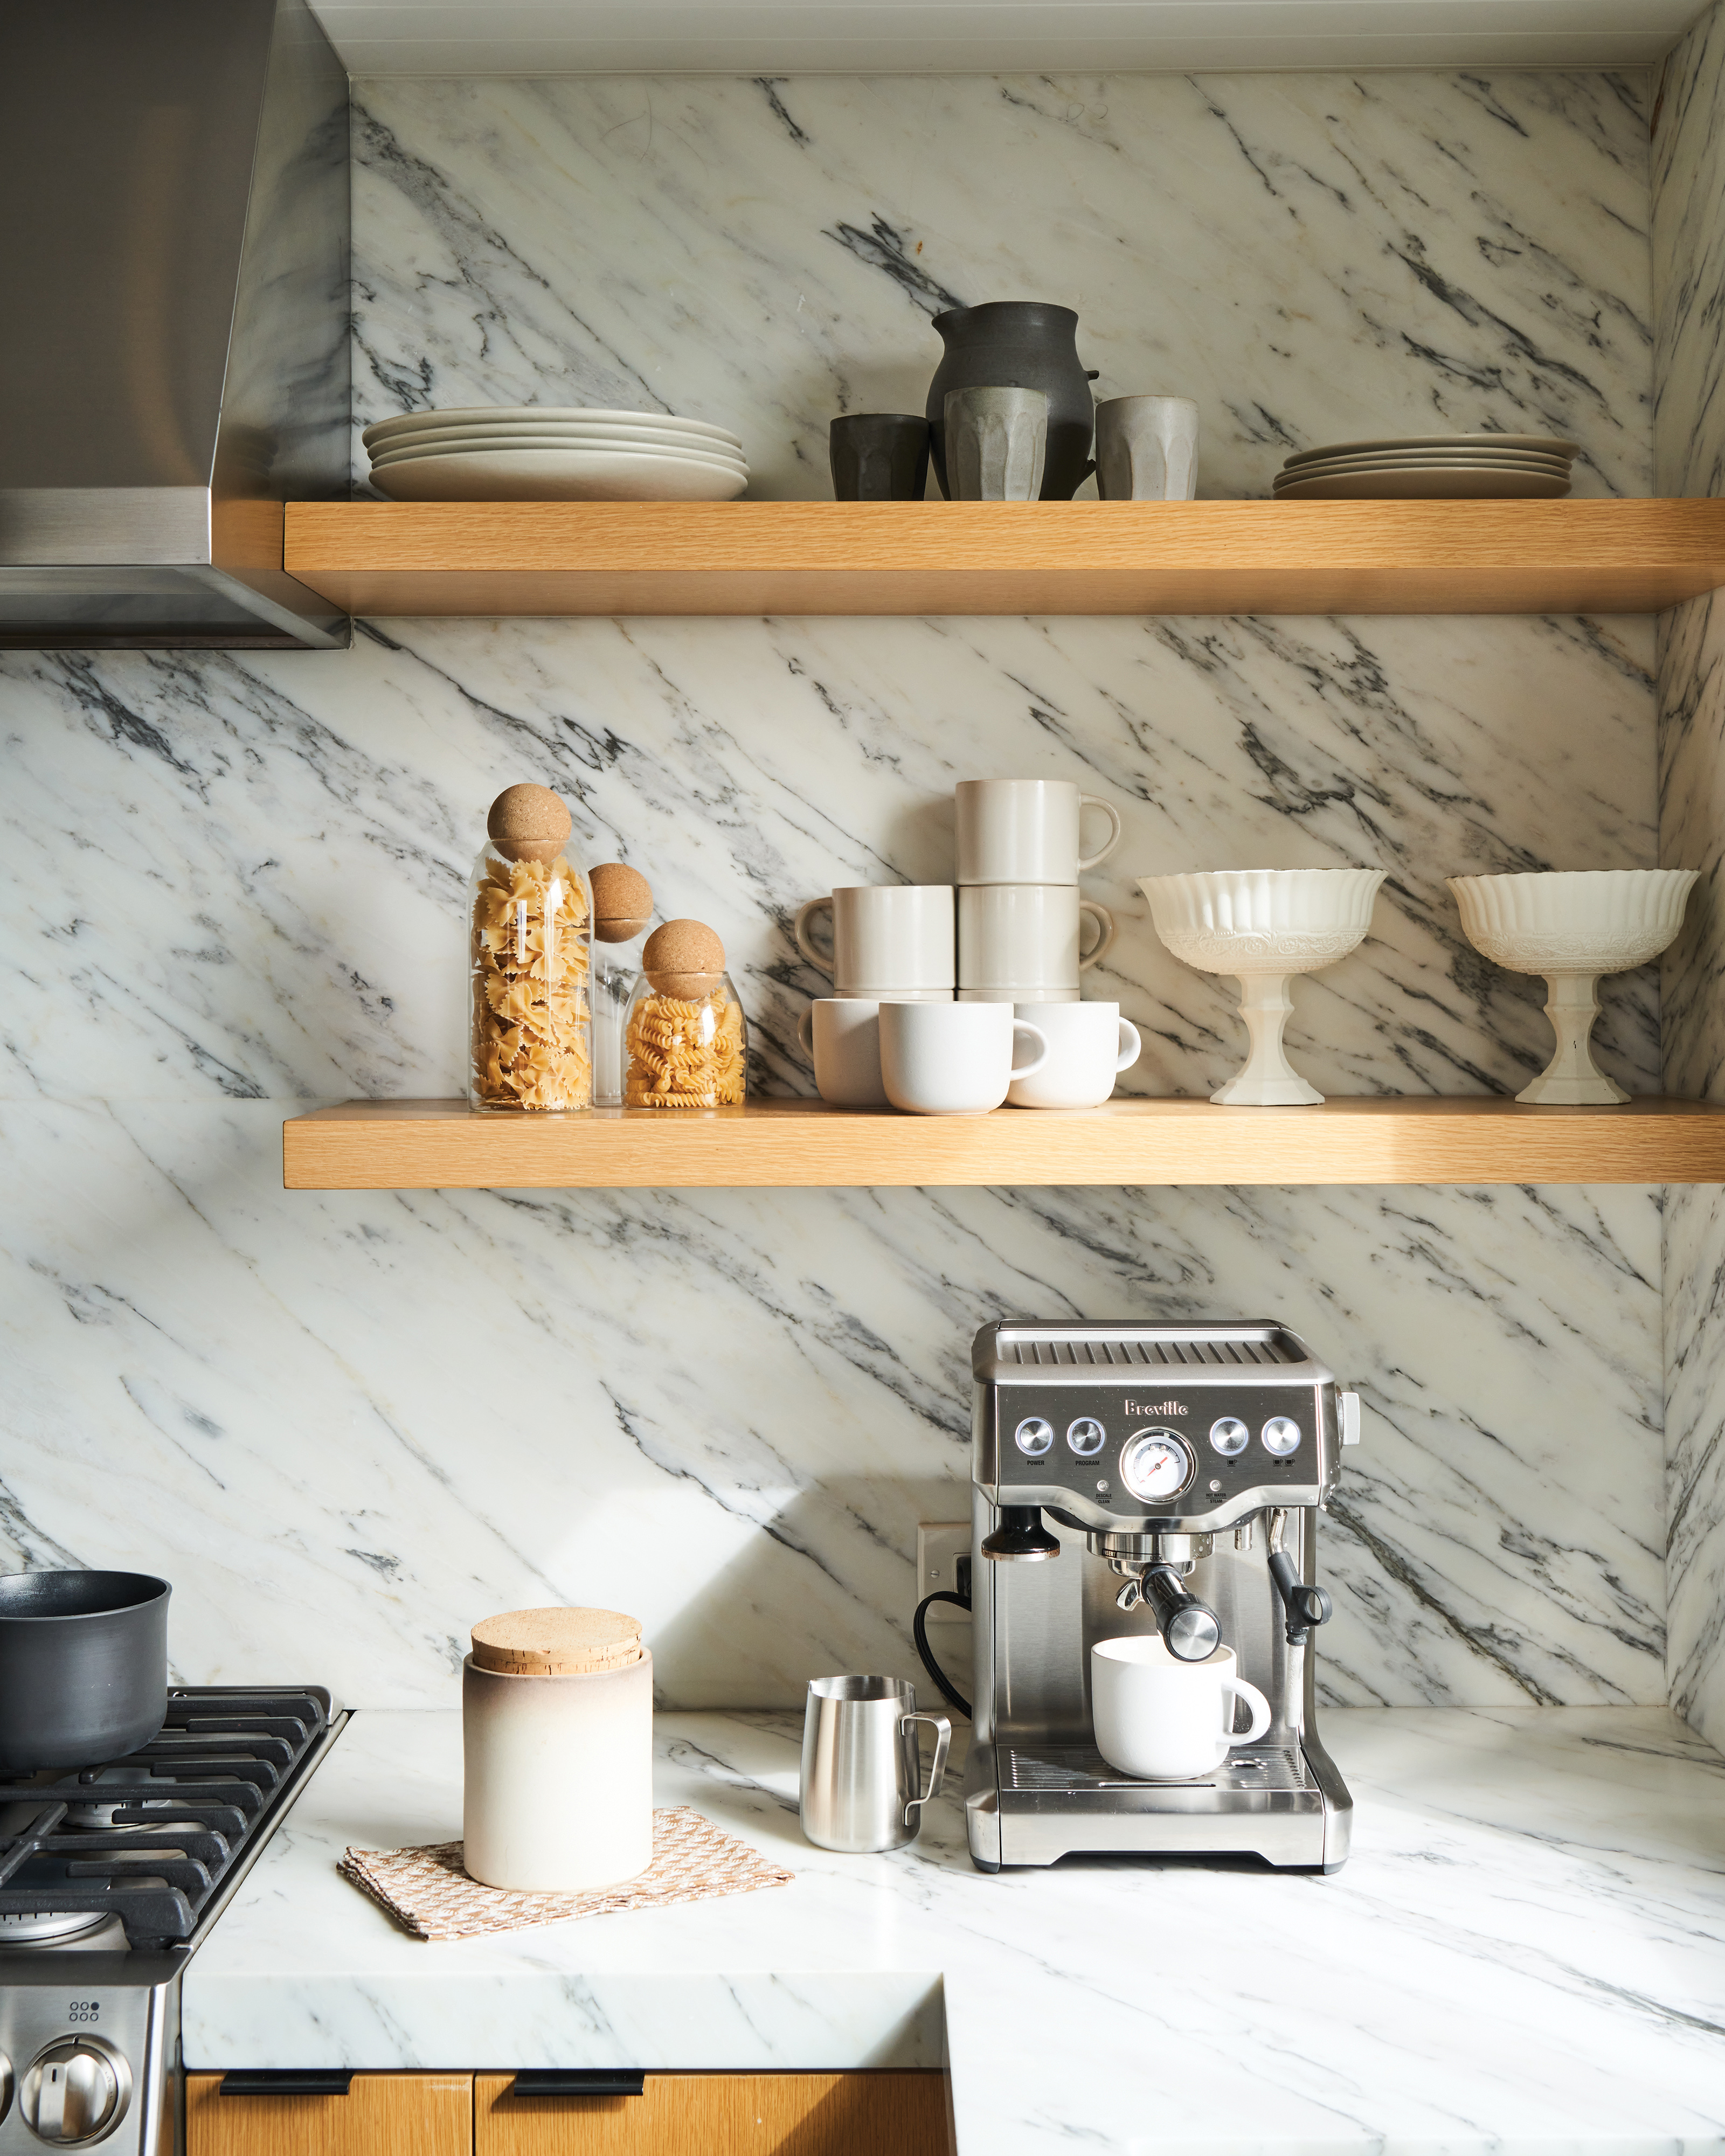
<box><xmin>1125</xmin><ymin>1399</ymin><xmax>1187</xmax><ymax>1417</ymax></box>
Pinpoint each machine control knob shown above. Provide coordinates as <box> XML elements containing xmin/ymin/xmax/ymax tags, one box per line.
<box><xmin>1262</xmin><ymin>1416</ymin><xmax>1303</xmax><ymax>1457</ymax></box>
<box><xmin>1066</xmin><ymin>1417</ymin><xmax>1106</xmax><ymax>1458</ymax></box>
<box><xmin>0</xmin><ymin>2050</ymin><xmax>13</xmax><ymax>2126</ymax></box>
<box><xmin>1013</xmin><ymin>1416</ymin><xmax>1054</xmax><ymax>1458</ymax></box>
<box><xmin>1209</xmin><ymin>1417</ymin><xmax>1249</xmax><ymax>1458</ymax></box>
<box><xmin>1119</xmin><ymin>1429</ymin><xmax>1194</xmax><ymax>1503</ymax></box>
<box><xmin>20</xmin><ymin>2040</ymin><xmax>129</xmax><ymax>2145</ymax></box>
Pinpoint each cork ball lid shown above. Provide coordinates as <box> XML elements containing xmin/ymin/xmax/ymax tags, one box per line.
<box><xmin>643</xmin><ymin>918</ymin><xmax>725</xmax><ymax>996</ymax></box>
<box><xmin>590</xmin><ymin>862</ymin><xmax>654</xmax><ymax>944</ymax></box>
<box><xmin>487</xmin><ymin>784</ymin><xmax>572</xmax><ymax>865</ymax></box>
<box><xmin>472</xmin><ymin>1606</ymin><xmax>643</xmax><ymax>1675</ymax></box>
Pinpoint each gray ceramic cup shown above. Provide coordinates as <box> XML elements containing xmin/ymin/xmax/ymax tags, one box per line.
<box><xmin>1096</xmin><ymin>395</ymin><xmax>1200</xmax><ymax>500</ymax></box>
<box><xmin>944</xmin><ymin>386</ymin><xmax>1049</xmax><ymax>501</ymax></box>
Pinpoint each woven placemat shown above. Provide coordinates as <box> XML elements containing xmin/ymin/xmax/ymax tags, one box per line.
<box><xmin>339</xmin><ymin>1806</ymin><xmax>794</xmax><ymax>1942</ymax></box>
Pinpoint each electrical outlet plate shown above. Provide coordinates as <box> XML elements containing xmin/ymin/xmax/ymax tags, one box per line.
<box><xmin>917</xmin><ymin>1522</ymin><xmax>971</xmax><ymax>1627</ymax></box>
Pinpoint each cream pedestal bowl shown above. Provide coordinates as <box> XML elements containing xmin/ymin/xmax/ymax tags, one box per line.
<box><xmin>1139</xmin><ymin>868</ymin><xmax>1387</xmax><ymax>1106</ymax></box>
<box><xmin>1447</xmin><ymin>869</ymin><xmax>1699</xmax><ymax>1106</ymax></box>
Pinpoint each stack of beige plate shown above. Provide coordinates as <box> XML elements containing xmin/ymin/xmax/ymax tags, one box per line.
<box><xmin>363</xmin><ymin>406</ymin><xmax>748</xmax><ymax>502</ymax></box>
<box><xmin>1273</xmin><ymin>434</ymin><xmax>1578</xmax><ymax>501</ymax></box>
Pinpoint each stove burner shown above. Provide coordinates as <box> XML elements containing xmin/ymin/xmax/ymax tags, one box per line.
<box><xmin>0</xmin><ymin>1687</ymin><xmax>334</xmax><ymax>1951</ymax></box>
<box><xmin>0</xmin><ymin>1908</ymin><xmax>112</xmax><ymax>1944</ymax></box>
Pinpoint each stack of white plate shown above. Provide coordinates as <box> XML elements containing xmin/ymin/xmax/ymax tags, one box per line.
<box><xmin>1272</xmin><ymin>434</ymin><xmax>1578</xmax><ymax>501</ymax></box>
<box><xmin>362</xmin><ymin>407</ymin><xmax>749</xmax><ymax>502</ymax></box>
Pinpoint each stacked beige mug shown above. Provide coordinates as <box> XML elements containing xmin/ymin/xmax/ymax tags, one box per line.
<box><xmin>955</xmin><ymin>779</ymin><xmax>1119</xmax><ymax>1001</ymax></box>
<box><xmin>463</xmin><ymin>1606</ymin><xmax>653</xmax><ymax>1892</ymax></box>
<box><xmin>957</xmin><ymin>780</ymin><xmax>1142</xmax><ymax>1111</ymax></box>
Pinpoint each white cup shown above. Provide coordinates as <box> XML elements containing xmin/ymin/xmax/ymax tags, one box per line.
<box><xmin>1094</xmin><ymin>396</ymin><xmax>1200</xmax><ymax>502</ymax></box>
<box><xmin>1091</xmin><ymin>1636</ymin><xmax>1271</xmax><ymax>1781</ymax></box>
<box><xmin>794</xmin><ymin>886</ymin><xmax>954</xmax><ymax>997</ymax></box>
<box><xmin>1007</xmin><ymin>1001</ymin><xmax>1142</xmax><ymax>1108</ymax></box>
<box><xmin>955</xmin><ymin>779</ymin><xmax>1123</xmax><ymax>886</ymax></box>
<box><xmin>798</xmin><ymin>999</ymin><xmax>889</xmax><ymax>1107</ymax></box>
<box><xmin>878</xmin><ymin>1001</ymin><xmax>1048</xmax><ymax>1115</ymax></box>
<box><xmin>959</xmin><ymin>985</ymin><xmax>1078</xmax><ymax>1003</ymax></box>
<box><xmin>958</xmin><ymin>884</ymin><xmax>1116</xmax><ymax>994</ymax></box>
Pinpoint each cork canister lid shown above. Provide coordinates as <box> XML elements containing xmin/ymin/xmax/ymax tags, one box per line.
<box><xmin>471</xmin><ymin>1606</ymin><xmax>643</xmax><ymax>1675</ymax></box>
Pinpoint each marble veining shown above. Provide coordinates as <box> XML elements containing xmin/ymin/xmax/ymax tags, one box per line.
<box><xmin>0</xmin><ymin>66</ymin><xmax>1675</xmax><ymax>1713</ymax></box>
<box><xmin>183</xmin><ymin>1706</ymin><xmax>1725</xmax><ymax>2153</ymax></box>
<box><xmin>354</xmin><ymin>72</ymin><xmax>1652</xmax><ymax>501</ymax></box>
<box><xmin>1654</xmin><ymin>5</ymin><xmax>1725</xmax><ymax>495</ymax></box>
<box><xmin>1653</xmin><ymin>0</ymin><xmax>1725</xmax><ymax>1756</ymax></box>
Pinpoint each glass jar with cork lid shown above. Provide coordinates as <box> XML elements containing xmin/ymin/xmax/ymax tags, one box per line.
<box><xmin>624</xmin><ymin>920</ymin><xmax>747</xmax><ymax>1108</ymax></box>
<box><xmin>468</xmin><ymin>784</ymin><xmax>593</xmax><ymax>1112</ymax></box>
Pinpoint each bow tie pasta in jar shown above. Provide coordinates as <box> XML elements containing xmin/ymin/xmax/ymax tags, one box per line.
<box><xmin>469</xmin><ymin>784</ymin><xmax>593</xmax><ymax>1112</ymax></box>
<box><xmin>625</xmin><ymin>920</ymin><xmax>747</xmax><ymax>1109</ymax></box>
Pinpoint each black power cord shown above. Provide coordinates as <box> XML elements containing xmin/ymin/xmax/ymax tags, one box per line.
<box><xmin>912</xmin><ymin>1556</ymin><xmax>973</xmax><ymax>1718</ymax></box>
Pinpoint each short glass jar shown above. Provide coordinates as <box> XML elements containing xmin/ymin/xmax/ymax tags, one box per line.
<box><xmin>624</xmin><ymin>975</ymin><xmax>747</xmax><ymax>1108</ymax></box>
<box><xmin>468</xmin><ymin>818</ymin><xmax>593</xmax><ymax>1113</ymax></box>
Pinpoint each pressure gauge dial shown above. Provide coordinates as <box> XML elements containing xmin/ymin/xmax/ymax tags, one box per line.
<box><xmin>1119</xmin><ymin>1428</ymin><xmax>1195</xmax><ymax>1504</ymax></box>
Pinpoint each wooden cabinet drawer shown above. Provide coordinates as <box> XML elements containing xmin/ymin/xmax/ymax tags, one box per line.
<box><xmin>186</xmin><ymin>2071</ymin><xmax>474</xmax><ymax>2156</ymax></box>
<box><xmin>475</xmin><ymin>2070</ymin><xmax>952</xmax><ymax>2156</ymax></box>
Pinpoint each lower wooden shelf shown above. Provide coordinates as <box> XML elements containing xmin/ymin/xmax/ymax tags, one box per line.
<box><xmin>280</xmin><ymin>1095</ymin><xmax>1725</xmax><ymax>1190</ymax></box>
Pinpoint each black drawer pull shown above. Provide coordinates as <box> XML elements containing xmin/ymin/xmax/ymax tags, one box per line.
<box><xmin>221</xmin><ymin>2071</ymin><xmax>355</xmax><ymax>2098</ymax></box>
<box><xmin>510</xmin><ymin>2070</ymin><xmax>645</xmax><ymax>2099</ymax></box>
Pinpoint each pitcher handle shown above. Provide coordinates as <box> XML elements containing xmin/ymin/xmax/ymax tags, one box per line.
<box><xmin>900</xmin><ymin>1711</ymin><xmax>951</xmax><ymax>1824</ymax></box>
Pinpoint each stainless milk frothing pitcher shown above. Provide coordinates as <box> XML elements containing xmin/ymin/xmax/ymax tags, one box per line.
<box><xmin>800</xmin><ymin>1675</ymin><xmax>950</xmax><ymax>1853</ymax></box>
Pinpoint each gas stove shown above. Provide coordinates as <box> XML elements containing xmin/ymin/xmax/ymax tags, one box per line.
<box><xmin>0</xmin><ymin>1688</ymin><xmax>344</xmax><ymax>2154</ymax></box>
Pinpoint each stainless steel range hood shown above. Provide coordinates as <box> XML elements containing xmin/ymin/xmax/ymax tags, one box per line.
<box><xmin>0</xmin><ymin>0</ymin><xmax>349</xmax><ymax>649</ymax></box>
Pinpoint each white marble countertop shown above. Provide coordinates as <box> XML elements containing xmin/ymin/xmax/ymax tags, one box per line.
<box><xmin>184</xmin><ymin>1707</ymin><xmax>1725</xmax><ymax>2153</ymax></box>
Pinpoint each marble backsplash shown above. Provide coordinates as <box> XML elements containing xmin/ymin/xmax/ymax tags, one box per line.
<box><xmin>1655</xmin><ymin>0</ymin><xmax>1725</xmax><ymax>1753</ymax></box>
<box><xmin>0</xmin><ymin>65</ymin><xmax>1676</xmax><ymax>1710</ymax></box>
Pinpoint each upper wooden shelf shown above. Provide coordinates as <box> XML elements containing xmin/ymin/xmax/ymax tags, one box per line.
<box><xmin>282</xmin><ymin>1096</ymin><xmax>1725</xmax><ymax>1190</ymax></box>
<box><xmin>281</xmin><ymin>499</ymin><xmax>1725</xmax><ymax>619</ymax></box>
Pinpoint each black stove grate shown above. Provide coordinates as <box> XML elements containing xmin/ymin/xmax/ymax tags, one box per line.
<box><xmin>0</xmin><ymin>1687</ymin><xmax>332</xmax><ymax>1950</ymax></box>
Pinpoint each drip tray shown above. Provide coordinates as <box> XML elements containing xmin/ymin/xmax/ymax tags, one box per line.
<box><xmin>1005</xmin><ymin>1742</ymin><xmax>1313</xmax><ymax>1795</ymax></box>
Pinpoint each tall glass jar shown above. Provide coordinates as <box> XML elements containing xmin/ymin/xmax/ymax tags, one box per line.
<box><xmin>468</xmin><ymin>785</ymin><xmax>592</xmax><ymax>1113</ymax></box>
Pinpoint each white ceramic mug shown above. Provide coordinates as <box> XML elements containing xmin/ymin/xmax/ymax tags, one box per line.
<box><xmin>958</xmin><ymin>884</ymin><xmax>1117</xmax><ymax>994</ymax></box>
<box><xmin>1094</xmin><ymin>396</ymin><xmax>1200</xmax><ymax>502</ymax></box>
<box><xmin>794</xmin><ymin>886</ymin><xmax>954</xmax><ymax>997</ymax></box>
<box><xmin>1007</xmin><ymin>1001</ymin><xmax>1142</xmax><ymax>1108</ymax></box>
<box><xmin>1091</xmin><ymin>1636</ymin><xmax>1271</xmax><ymax>1781</ymax></box>
<box><xmin>878</xmin><ymin>1001</ymin><xmax>1048</xmax><ymax>1115</ymax></box>
<box><xmin>798</xmin><ymin>998</ymin><xmax>889</xmax><ymax>1107</ymax></box>
<box><xmin>955</xmin><ymin>779</ymin><xmax>1123</xmax><ymax>885</ymax></box>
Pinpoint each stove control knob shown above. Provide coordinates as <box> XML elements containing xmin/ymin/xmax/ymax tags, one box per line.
<box><xmin>1120</xmin><ymin>1428</ymin><xmax>1194</xmax><ymax>1503</ymax></box>
<box><xmin>21</xmin><ymin>2040</ymin><xmax>130</xmax><ymax>2145</ymax></box>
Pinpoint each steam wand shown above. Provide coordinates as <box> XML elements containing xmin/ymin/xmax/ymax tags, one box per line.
<box><xmin>1267</xmin><ymin>1507</ymin><xmax>1333</xmax><ymax>1645</ymax></box>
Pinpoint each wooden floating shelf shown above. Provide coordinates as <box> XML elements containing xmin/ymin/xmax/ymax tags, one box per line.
<box><xmin>282</xmin><ymin>1096</ymin><xmax>1725</xmax><ymax>1191</ymax></box>
<box><xmin>282</xmin><ymin>499</ymin><xmax>1725</xmax><ymax>619</ymax></box>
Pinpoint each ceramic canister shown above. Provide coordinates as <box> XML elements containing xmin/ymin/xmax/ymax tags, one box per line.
<box><xmin>462</xmin><ymin>1607</ymin><xmax>653</xmax><ymax>1892</ymax></box>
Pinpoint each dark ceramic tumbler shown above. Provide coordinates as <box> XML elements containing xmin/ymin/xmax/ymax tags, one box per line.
<box><xmin>830</xmin><ymin>413</ymin><xmax>931</xmax><ymax>501</ymax></box>
<box><xmin>926</xmin><ymin>300</ymin><xmax>1097</xmax><ymax>501</ymax></box>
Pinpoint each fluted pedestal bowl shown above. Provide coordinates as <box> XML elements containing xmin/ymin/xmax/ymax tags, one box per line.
<box><xmin>1447</xmin><ymin>869</ymin><xmax>1699</xmax><ymax>1106</ymax></box>
<box><xmin>1139</xmin><ymin>868</ymin><xmax>1387</xmax><ymax>1106</ymax></box>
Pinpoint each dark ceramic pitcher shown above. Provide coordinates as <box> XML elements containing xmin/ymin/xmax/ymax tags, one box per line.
<box><xmin>926</xmin><ymin>301</ymin><xmax>1097</xmax><ymax>501</ymax></box>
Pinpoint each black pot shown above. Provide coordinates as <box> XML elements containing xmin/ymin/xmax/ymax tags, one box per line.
<box><xmin>926</xmin><ymin>301</ymin><xmax>1097</xmax><ymax>501</ymax></box>
<box><xmin>0</xmin><ymin>1570</ymin><xmax>170</xmax><ymax>1772</ymax></box>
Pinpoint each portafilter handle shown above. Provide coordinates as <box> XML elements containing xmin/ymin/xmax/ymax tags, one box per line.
<box><xmin>1142</xmin><ymin>1563</ymin><xmax>1221</xmax><ymax>1662</ymax></box>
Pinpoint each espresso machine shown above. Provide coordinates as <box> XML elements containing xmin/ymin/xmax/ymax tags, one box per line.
<box><xmin>957</xmin><ymin>1319</ymin><xmax>1360</xmax><ymax>1873</ymax></box>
